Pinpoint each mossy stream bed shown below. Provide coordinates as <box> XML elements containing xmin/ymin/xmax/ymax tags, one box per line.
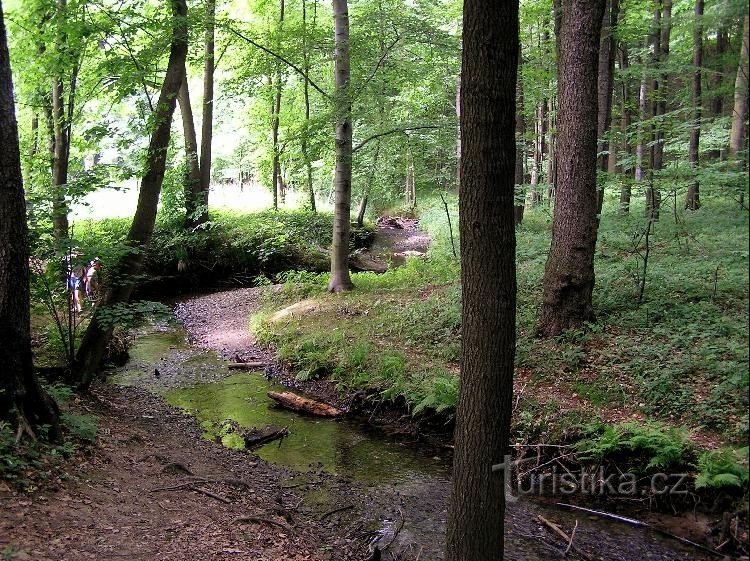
<box><xmin>109</xmin><ymin>325</ymin><xmax>706</xmax><ymax>560</ymax></box>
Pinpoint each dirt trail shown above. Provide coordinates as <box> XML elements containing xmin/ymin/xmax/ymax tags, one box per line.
<box><xmin>0</xmin><ymin>385</ymin><xmax>360</xmax><ymax>561</ymax></box>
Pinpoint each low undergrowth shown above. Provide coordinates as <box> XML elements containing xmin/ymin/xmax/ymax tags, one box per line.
<box><xmin>0</xmin><ymin>383</ymin><xmax>98</xmax><ymax>489</ymax></box>
<box><xmin>68</xmin><ymin>209</ymin><xmax>374</xmax><ymax>296</ymax></box>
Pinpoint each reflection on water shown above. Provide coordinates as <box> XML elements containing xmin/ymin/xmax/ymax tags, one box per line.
<box><xmin>165</xmin><ymin>372</ymin><xmax>448</xmax><ymax>483</ymax></box>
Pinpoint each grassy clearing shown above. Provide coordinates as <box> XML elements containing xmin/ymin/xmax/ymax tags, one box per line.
<box><xmin>253</xmin><ymin>195</ymin><xmax>748</xmax><ymax>455</ymax></box>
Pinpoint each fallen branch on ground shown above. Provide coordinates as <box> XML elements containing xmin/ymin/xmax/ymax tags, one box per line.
<box><xmin>556</xmin><ymin>503</ymin><xmax>724</xmax><ymax>557</ymax></box>
<box><xmin>231</xmin><ymin>515</ymin><xmax>292</xmax><ymax>532</ymax></box>
<box><xmin>228</xmin><ymin>361</ymin><xmax>267</xmax><ymax>370</ymax></box>
<box><xmin>320</xmin><ymin>504</ymin><xmax>354</xmax><ymax>520</ymax></box>
<box><xmin>537</xmin><ymin>515</ymin><xmax>592</xmax><ymax>561</ymax></box>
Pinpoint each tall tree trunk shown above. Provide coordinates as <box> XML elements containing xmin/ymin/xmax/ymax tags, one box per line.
<box><xmin>301</xmin><ymin>0</ymin><xmax>316</xmax><ymax>212</ymax></box>
<box><xmin>51</xmin><ymin>0</ymin><xmax>69</xmax><ymax>244</ymax></box>
<box><xmin>685</xmin><ymin>0</ymin><xmax>704</xmax><ymax>210</ymax></box>
<box><xmin>710</xmin><ymin>29</ymin><xmax>727</xmax><ymax>118</ymax></box>
<box><xmin>198</xmin><ymin>0</ymin><xmax>215</xmax><ymax>222</ymax></box>
<box><xmin>729</xmin><ymin>15</ymin><xmax>749</xmax><ymax>160</ymax></box>
<box><xmin>74</xmin><ymin>0</ymin><xmax>188</xmax><ymax>385</ymax></box>
<box><xmin>595</xmin><ymin>0</ymin><xmax>619</xmax><ymax>218</ymax></box>
<box><xmin>0</xmin><ymin>1</ymin><xmax>60</xmax><ymax>437</ymax></box>
<box><xmin>271</xmin><ymin>0</ymin><xmax>285</xmax><ymax>210</ymax></box>
<box><xmin>618</xmin><ymin>44</ymin><xmax>632</xmax><ymax>212</ymax></box>
<box><xmin>537</xmin><ymin>0</ymin><xmax>606</xmax><ymax>337</ymax></box>
<box><xmin>515</xmin><ymin>67</ymin><xmax>526</xmax><ymax>225</ymax></box>
<box><xmin>177</xmin><ymin>75</ymin><xmax>203</xmax><ymax>227</ymax></box>
<box><xmin>635</xmin><ymin>49</ymin><xmax>648</xmax><ymax>186</ymax></box>
<box><xmin>646</xmin><ymin>0</ymin><xmax>671</xmax><ymax>220</ymax></box>
<box><xmin>547</xmin><ymin>95</ymin><xmax>556</xmax><ymax>200</ymax></box>
<box><xmin>328</xmin><ymin>0</ymin><xmax>354</xmax><ymax>293</ymax></box>
<box><xmin>445</xmin><ymin>0</ymin><xmax>518</xmax><ymax>559</ymax></box>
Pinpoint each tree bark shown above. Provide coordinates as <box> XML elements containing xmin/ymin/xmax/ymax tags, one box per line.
<box><xmin>271</xmin><ymin>0</ymin><xmax>285</xmax><ymax>210</ymax></box>
<box><xmin>685</xmin><ymin>0</ymin><xmax>703</xmax><ymax>210</ymax></box>
<box><xmin>537</xmin><ymin>0</ymin><xmax>606</xmax><ymax>337</ymax></box>
<box><xmin>50</xmin><ymin>0</ymin><xmax>70</xmax><ymax>244</ymax></box>
<box><xmin>445</xmin><ymin>0</ymin><xmax>518</xmax><ymax>559</ymax></box>
<box><xmin>327</xmin><ymin>0</ymin><xmax>354</xmax><ymax>293</ymax></box>
<box><xmin>618</xmin><ymin>44</ymin><xmax>632</xmax><ymax>213</ymax></box>
<box><xmin>177</xmin><ymin>75</ymin><xmax>203</xmax><ymax>227</ymax></box>
<box><xmin>729</xmin><ymin>15</ymin><xmax>749</xmax><ymax>160</ymax></box>
<box><xmin>74</xmin><ymin>0</ymin><xmax>188</xmax><ymax>385</ymax></box>
<box><xmin>646</xmin><ymin>0</ymin><xmax>671</xmax><ymax>220</ymax></box>
<box><xmin>515</xmin><ymin>67</ymin><xmax>526</xmax><ymax>225</ymax></box>
<box><xmin>595</xmin><ymin>0</ymin><xmax>619</xmax><ymax>217</ymax></box>
<box><xmin>0</xmin><ymin>2</ymin><xmax>60</xmax><ymax>437</ymax></box>
<box><xmin>301</xmin><ymin>0</ymin><xmax>316</xmax><ymax>212</ymax></box>
<box><xmin>198</xmin><ymin>0</ymin><xmax>215</xmax><ymax>221</ymax></box>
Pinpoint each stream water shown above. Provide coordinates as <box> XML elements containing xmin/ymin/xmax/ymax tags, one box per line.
<box><xmin>110</xmin><ymin>326</ymin><xmax>706</xmax><ymax>561</ymax></box>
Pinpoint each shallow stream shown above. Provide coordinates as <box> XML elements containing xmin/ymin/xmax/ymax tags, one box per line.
<box><xmin>111</xmin><ymin>326</ymin><xmax>705</xmax><ymax>561</ymax></box>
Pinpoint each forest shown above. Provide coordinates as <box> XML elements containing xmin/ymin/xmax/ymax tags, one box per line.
<box><xmin>0</xmin><ymin>0</ymin><xmax>748</xmax><ymax>559</ymax></box>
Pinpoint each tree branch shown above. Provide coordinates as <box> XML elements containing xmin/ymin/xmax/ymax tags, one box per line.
<box><xmin>352</xmin><ymin>32</ymin><xmax>401</xmax><ymax>100</ymax></box>
<box><xmin>352</xmin><ymin>125</ymin><xmax>445</xmax><ymax>153</ymax></box>
<box><xmin>226</xmin><ymin>26</ymin><xmax>329</xmax><ymax>99</ymax></box>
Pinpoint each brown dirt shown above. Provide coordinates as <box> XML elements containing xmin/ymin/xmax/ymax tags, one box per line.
<box><xmin>0</xmin><ymin>385</ymin><xmax>364</xmax><ymax>561</ymax></box>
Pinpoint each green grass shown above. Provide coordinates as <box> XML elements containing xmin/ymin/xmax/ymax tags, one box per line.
<box><xmin>254</xmin><ymin>194</ymin><xmax>749</xmax><ymax>449</ymax></box>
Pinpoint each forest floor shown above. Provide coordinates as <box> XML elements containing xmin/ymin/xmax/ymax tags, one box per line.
<box><xmin>3</xmin><ymin>214</ymin><xmax>734</xmax><ymax>560</ymax></box>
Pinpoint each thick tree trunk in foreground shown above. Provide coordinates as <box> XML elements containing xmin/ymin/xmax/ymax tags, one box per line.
<box><xmin>595</xmin><ymin>0</ymin><xmax>618</xmax><ymax>217</ymax></box>
<box><xmin>729</xmin><ymin>15</ymin><xmax>749</xmax><ymax>160</ymax></box>
<box><xmin>197</xmin><ymin>0</ymin><xmax>215</xmax><ymax>222</ymax></box>
<box><xmin>685</xmin><ymin>0</ymin><xmax>703</xmax><ymax>210</ymax></box>
<box><xmin>328</xmin><ymin>0</ymin><xmax>354</xmax><ymax>293</ymax></box>
<box><xmin>75</xmin><ymin>0</ymin><xmax>188</xmax><ymax>385</ymax></box>
<box><xmin>445</xmin><ymin>1</ymin><xmax>518</xmax><ymax>560</ymax></box>
<box><xmin>0</xmin><ymin>2</ymin><xmax>60</xmax><ymax>437</ymax></box>
<box><xmin>177</xmin><ymin>76</ymin><xmax>203</xmax><ymax>227</ymax></box>
<box><xmin>537</xmin><ymin>0</ymin><xmax>605</xmax><ymax>337</ymax></box>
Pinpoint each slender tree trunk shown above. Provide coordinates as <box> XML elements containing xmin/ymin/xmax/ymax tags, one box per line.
<box><xmin>198</xmin><ymin>0</ymin><xmax>215</xmax><ymax>222</ymax></box>
<box><xmin>445</xmin><ymin>0</ymin><xmax>518</xmax><ymax>559</ymax></box>
<box><xmin>618</xmin><ymin>44</ymin><xmax>632</xmax><ymax>212</ymax></box>
<box><xmin>635</xmin><ymin>49</ymin><xmax>648</xmax><ymax>187</ymax></box>
<box><xmin>515</xmin><ymin>68</ymin><xmax>526</xmax><ymax>225</ymax></box>
<box><xmin>595</xmin><ymin>0</ymin><xmax>619</xmax><ymax>217</ymax></box>
<box><xmin>177</xmin><ymin>75</ymin><xmax>203</xmax><ymax>227</ymax></box>
<box><xmin>51</xmin><ymin>0</ymin><xmax>69</xmax><ymax>244</ymax></box>
<box><xmin>710</xmin><ymin>29</ymin><xmax>728</xmax><ymax>117</ymax></box>
<box><xmin>328</xmin><ymin>0</ymin><xmax>354</xmax><ymax>293</ymax></box>
<box><xmin>646</xmin><ymin>0</ymin><xmax>671</xmax><ymax>220</ymax></box>
<box><xmin>0</xmin><ymin>2</ymin><xmax>60</xmax><ymax>437</ymax></box>
<box><xmin>301</xmin><ymin>0</ymin><xmax>316</xmax><ymax>212</ymax></box>
<box><xmin>75</xmin><ymin>0</ymin><xmax>188</xmax><ymax>385</ymax></box>
<box><xmin>405</xmin><ymin>151</ymin><xmax>416</xmax><ymax>208</ymax></box>
<box><xmin>537</xmin><ymin>0</ymin><xmax>606</xmax><ymax>337</ymax></box>
<box><xmin>685</xmin><ymin>0</ymin><xmax>704</xmax><ymax>210</ymax></box>
<box><xmin>729</xmin><ymin>15</ymin><xmax>749</xmax><ymax>160</ymax></box>
<box><xmin>547</xmin><ymin>95</ymin><xmax>556</xmax><ymax>201</ymax></box>
<box><xmin>271</xmin><ymin>0</ymin><xmax>285</xmax><ymax>210</ymax></box>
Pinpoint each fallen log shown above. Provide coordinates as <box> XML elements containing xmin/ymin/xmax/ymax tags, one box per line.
<box><xmin>267</xmin><ymin>391</ymin><xmax>343</xmax><ymax>417</ymax></box>
<box><xmin>241</xmin><ymin>425</ymin><xmax>289</xmax><ymax>448</ymax></box>
<box><xmin>228</xmin><ymin>361</ymin><xmax>267</xmax><ymax>370</ymax></box>
<box><xmin>537</xmin><ymin>515</ymin><xmax>592</xmax><ymax>561</ymax></box>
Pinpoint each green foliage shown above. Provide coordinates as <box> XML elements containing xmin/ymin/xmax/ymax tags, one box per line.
<box><xmin>60</xmin><ymin>413</ymin><xmax>98</xmax><ymax>443</ymax></box>
<box><xmin>695</xmin><ymin>447</ymin><xmax>750</xmax><ymax>490</ymax></box>
<box><xmin>576</xmin><ymin>422</ymin><xmax>691</xmax><ymax>471</ymax></box>
<box><xmin>95</xmin><ymin>300</ymin><xmax>173</xmax><ymax>330</ymax></box>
